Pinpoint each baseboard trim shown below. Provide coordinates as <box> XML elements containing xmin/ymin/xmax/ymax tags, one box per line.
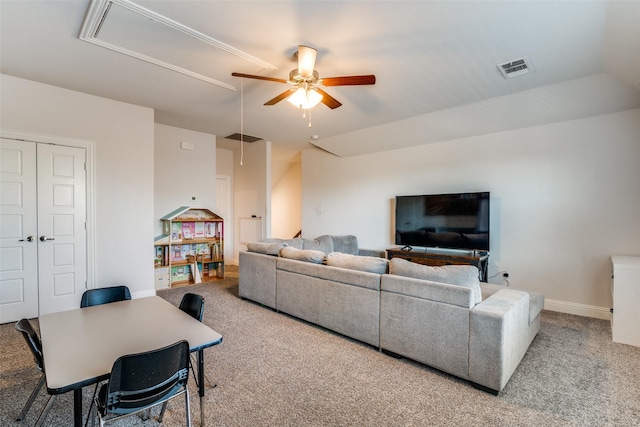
<box><xmin>544</xmin><ymin>298</ymin><xmax>611</xmax><ymax>320</ymax></box>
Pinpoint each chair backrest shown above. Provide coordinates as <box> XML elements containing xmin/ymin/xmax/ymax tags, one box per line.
<box><xmin>105</xmin><ymin>340</ymin><xmax>190</xmax><ymax>415</ymax></box>
<box><xmin>15</xmin><ymin>319</ymin><xmax>44</xmax><ymax>371</ymax></box>
<box><xmin>80</xmin><ymin>286</ymin><xmax>132</xmax><ymax>308</ymax></box>
<box><xmin>179</xmin><ymin>293</ymin><xmax>204</xmax><ymax>322</ymax></box>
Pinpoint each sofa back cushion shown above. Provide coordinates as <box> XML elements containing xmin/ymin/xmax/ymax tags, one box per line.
<box><xmin>261</xmin><ymin>238</ymin><xmax>303</xmax><ymax>249</ymax></box>
<box><xmin>302</xmin><ymin>235</ymin><xmax>334</xmax><ymax>254</ymax></box>
<box><xmin>279</xmin><ymin>246</ymin><xmax>326</xmax><ymax>264</ymax></box>
<box><xmin>389</xmin><ymin>258</ymin><xmax>481</xmax><ymax>305</ymax></box>
<box><xmin>330</xmin><ymin>235</ymin><xmax>359</xmax><ymax>255</ymax></box>
<box><xmin>326</xmin><ymin>252</ymin><xmax>389</xmax><ymax>274</ymax></box>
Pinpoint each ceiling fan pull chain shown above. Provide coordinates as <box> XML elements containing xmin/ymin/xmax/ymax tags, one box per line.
<box><xmin>240</xmin><ymin>78</ymin><xmax>244</xmax><ymax>166</ymax></box>
<box><xmin>308</xmin><ymin>108</ymin><xmax>312</xmax><ymax>128</ymax></box>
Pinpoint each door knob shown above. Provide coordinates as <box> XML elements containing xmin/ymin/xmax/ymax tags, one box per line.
<box><xmin>40</xmin><ymin>236</ymin><xmax>55</xmax><ymax>242</ymax></box>
<box><xmin>19</xmin><ymin>236</ymin><xmax>35</xmax><ymax>242</ymax></box>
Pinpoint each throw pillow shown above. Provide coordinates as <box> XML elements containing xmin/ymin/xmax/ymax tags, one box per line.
<box><xmin>302</xmin><ymin>235</ymin><xmax>334</xmax><ymax>254</ymax></box>
<box><xmin>246</xmin><ymin>242</ymin><xmax>287</xmax><ymax>256</ymax></box>
<box><xmin>389</xmin><ymin>258</ymin><xmax>482</xmax><ymax>304</ymax></box>
<box><xmin>279</xmin><ymin>246</ymin><xmax>326</xmax><ymax>264</ymax></box>
<box><xmin>326</xmin><ymin>252</ymin><xmax>389</xmax><ymax>274</ymax></box>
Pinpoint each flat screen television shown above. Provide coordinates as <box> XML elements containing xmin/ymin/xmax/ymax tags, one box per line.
<box><xmin>395</xmin><ymin>192</ymin><xmax>490</xmax><ymax>251</ymax></box>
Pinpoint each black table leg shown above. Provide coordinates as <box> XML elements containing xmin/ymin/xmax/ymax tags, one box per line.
<box><xmin>74</xmin><ymin>388</ymin><xmax>83</xmax><ymax>427</ymax></box>
<box><xmin>198</xmin><ymin>349</ymin><xmax>205</xmax><ymax>426</ymax></box>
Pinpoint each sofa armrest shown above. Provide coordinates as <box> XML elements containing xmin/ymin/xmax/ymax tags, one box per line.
<box><xmin>239</xmin><ymin>251</ymin><xmax>278</xmax><ymax>309</ymax></box>
<box><xmin>358</xmin><ymin>248</ymin><xmax>386</xmax><ymax>258</ymax></box>
<box><xmin>469</xmin><ymin>288</ymin><xmax>536</xmax><ymax>393</ymax></box>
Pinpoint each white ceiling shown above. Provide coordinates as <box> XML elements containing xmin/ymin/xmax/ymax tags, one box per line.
<box><xmin>1</xmin><ymin>0</ymin><xmax>639</xmax><ymax>162</ymax></box>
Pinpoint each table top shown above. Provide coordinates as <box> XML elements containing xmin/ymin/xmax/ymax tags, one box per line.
<box><xmin>39</xmin><ymin>296</ymin><xmax>223</xmax><ymax>394</ymax></box>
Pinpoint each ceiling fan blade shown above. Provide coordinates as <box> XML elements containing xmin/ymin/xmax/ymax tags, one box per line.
<box><xmin>315</xmin><ymin>88</ymin><xmax>342</xmax><ymax>109</ymax></box>
<box><xmin>297</xmin><ymin>45</ymin><xmax>317</xmax><ymax>78</ymax></box>
<box><xmin>321</xmin><ymin>75</ymin><xmax>376</xmax><ymax>86</ymax></box>
<box><xmin>231</xmin><ymin>72</ymin><xmax>288</xmax><ymax>84</ymax></box>
<box><xmin>264</xmin><ymin>89</ymin><xmax>296</xmax><ymax>106</ymax></box>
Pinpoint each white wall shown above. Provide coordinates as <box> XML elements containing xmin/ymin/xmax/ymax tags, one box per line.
<box><xmin>271</xmin><ymin>161</ymin><xmax>302</xmax><ymax>238</ymax></box>
<box><xmin>232</xmin><ymin>140</ymin><xmax>270</xmax><ymax>264</ymax></box>
<box><xmin>301</xmin><ymin>108</ymin><xmax>640</xmax><ymax>318</ymax></box>
<box><xmin>1</xmin><ymin>74</ymin><xmax>155</xmax><ymax>296</ymax></box>
<box><xmin>154</xmin><ymin>124</ymin><xmax>217</xmax><ymax>235</ymax></box>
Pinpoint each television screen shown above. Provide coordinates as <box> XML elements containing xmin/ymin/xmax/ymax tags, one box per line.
<box><xmin>395</xmin><ymin>192</ymin><xmax>490</xmax><ymax>251</ymax></box>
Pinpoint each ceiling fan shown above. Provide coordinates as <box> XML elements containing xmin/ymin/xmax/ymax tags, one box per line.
<box><xmin>232</xmin><ymin>45</ymin><xmax>375</xmax><ymax>110</ymax></box>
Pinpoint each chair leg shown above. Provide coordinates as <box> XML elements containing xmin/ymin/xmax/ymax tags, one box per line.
<box><xmin>185</xmin><ymin>388</ymin><xmax>191</xmax><ymax>427</ymax></box>
<box><xmin>84</xmin><ymin>383</ymin><xmax>101</xmax><ymax>427</ymax></box>
<box><xmin>190</xmin><ymin>353</ymin><xmax>216</xmax><ymax>389</ymax></box>
<box><xmin>158</xmin><ymin>401</ymin><xmax>168</xmax><ymax>422</ymax></box>
<box><xmin>16</xmin><ymin>375</ymin><xmax>46</xmax><ymax>421</ymax></box>
<box><xmin>34</xmin><ymin>395</ymin><xmax>57</xmax><ymax>427</ymax></box>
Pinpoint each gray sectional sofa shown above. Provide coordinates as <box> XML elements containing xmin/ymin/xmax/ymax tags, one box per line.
<box><xmin>238</xmin><ymin>235</ymin><xmax>544</xmax><ymax>394</ymax></box>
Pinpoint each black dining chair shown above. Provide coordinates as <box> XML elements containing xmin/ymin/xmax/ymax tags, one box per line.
<box><xmin>179</xmin><ymin>292</ymin><xmax>205</xmax><ymax>322</ymax></box>
<box><xmin>15</xmin><ymin>319</ymin><xmax>58</xmax><ymax>427</ymax></box>
<box><xmin>178</xmin><ymin>293</ymin><xmax>215</xmax><ymax>388</ymax></box>
<box><xmin>80</xmin><ymin>286</ymin><xmax>131</xmax><ymax>308</ymax></box>
<box><xmin>91</xmin><ymin>340</ymin><xmax>191</xmax><ymax>427</ymax></box>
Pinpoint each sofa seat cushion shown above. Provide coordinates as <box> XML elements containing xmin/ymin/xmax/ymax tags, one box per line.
<box><xmin>279</xmin><ymin>246</ymin><xmax>325</xmax><ymax>264</ymax></box>
<box><xmin>389</xmin><ymin>258</ymin><xmax>482</xmax><ymax>305</ymax></box>
<box><xmin>326</xmin><ymin>252</ymin><xmax>389</xmax><ymax>274</ymax></box>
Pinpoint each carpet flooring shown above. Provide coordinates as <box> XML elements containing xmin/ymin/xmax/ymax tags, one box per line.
<box><xmin>1</xmin><ymin>266</ymin><xmax>639</xmax><ymax>426</ymax></box>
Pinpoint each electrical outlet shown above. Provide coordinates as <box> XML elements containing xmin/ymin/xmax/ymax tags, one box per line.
<box><xmin>191</xmin><ymin>196</ymin><xmax>197</xmax><ymax>201</ymax></box>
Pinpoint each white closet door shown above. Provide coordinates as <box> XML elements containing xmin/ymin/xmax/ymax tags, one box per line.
<box><xmin>37</xmin><ymin>143</ymin><xmax>87</xmax><ymax>315</ymax></box>
<box><xmin>0</xmin><ymin>138</ymin><xmax>87</xmax><ymax>322</ymax></box>
<box><xmin>0</xmin><ymin>138</ymin><xmax>39</xmax><ymax>322</ymax></box>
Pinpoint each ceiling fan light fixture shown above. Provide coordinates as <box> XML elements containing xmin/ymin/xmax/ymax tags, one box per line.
<box><xmin>287</xmin><ymin>87</ymin><xmax>323</xmax><ymax>109</ymax></box>
<box><xmin>297</xmin><ymin>45</ymin><xmax>317</xmax><ymax>77</ymax></box>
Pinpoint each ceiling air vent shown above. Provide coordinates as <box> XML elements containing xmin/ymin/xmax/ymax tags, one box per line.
<box><xmin>497</xmin><ymin>57</ymin><xmax>533</xmax><ymax>79</ymax></box>
<box><xmin>225</xmin><ymin>133</ymin><xmax>263</xmax><ymax>143</ymax></box>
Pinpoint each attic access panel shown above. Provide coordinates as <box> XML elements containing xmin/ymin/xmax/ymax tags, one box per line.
<box><xmin>79</xmin><ymin>0</ymin><xmax>277</xmax><ymax>90</ymax></box>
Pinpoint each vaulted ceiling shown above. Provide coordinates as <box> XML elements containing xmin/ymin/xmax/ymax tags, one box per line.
<box><xmin>2</xmin><ymin>0</ymin><xmax>639</xmax><ymax>162</ymax></box>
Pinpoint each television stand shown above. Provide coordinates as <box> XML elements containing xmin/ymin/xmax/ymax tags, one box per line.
<box><xmin>386</xmin><ymin>247</ymin><xmax>489</xmax><ymax>282</ymax></box>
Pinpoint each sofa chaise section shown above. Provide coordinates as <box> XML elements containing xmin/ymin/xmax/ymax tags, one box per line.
<box><xmin>379</xmin><ymin>273</ymin><xmax>543</xmax><ymax>393</ymax></box>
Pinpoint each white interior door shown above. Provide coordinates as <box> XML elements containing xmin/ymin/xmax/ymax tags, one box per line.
<box><xmin>216</xmin><ymin>175</ymin><xmax>233</xmax><ymax>263</ymax></box>
<box><xmin>0</xmin><ymin>138</ymin><xmax>87</xmax><ymax>323</ymax></box>
<box><xmin>37</xmin><ymin>144</ymin><xmax>87</xmax><ymax>315</ymax></box>
<box><xmin>0</xmin><ymin>139</ymin><xmax>39</xmax><ymax>322</ymax></box>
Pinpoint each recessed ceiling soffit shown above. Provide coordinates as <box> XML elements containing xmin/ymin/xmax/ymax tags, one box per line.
<box><xmin>78</xmin><ymin>0</ymin><xmax>277</xmax><ymax>91</ymax></box>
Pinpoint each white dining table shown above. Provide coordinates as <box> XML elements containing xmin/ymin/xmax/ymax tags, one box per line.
<box><xmin>39</xmin><ymin>295</ymin><xmax>223</xmax><ymax>427</ymax></box>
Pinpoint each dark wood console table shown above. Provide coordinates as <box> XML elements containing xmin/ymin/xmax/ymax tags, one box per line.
<box><xmin>386</xmin><ymin>247</ymin><xmax>489</xmax><ymax>282</ymax></box>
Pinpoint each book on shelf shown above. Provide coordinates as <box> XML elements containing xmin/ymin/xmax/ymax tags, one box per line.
<box><xmin>155</xmin><ymin>246</ymin><xmax>164</xmax><ymax>267</ymax></box>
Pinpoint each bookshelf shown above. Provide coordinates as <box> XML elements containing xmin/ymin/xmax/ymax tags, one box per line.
<box><xmin>154</xmin><ymin>206</ymin><xmax>224</xmax><ymax>289</ymax></box>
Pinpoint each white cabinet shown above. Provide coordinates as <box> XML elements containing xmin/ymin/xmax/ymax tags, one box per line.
<box><xmin>611</xmin><ymin>256</ymin><xmax>640</xmax><ymax>347</ymax></box>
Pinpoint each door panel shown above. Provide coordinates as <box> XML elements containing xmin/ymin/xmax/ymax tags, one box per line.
<box><xmin>37</xmin><ymin>144</ymin><xmax>87</xmax><ymax>315</ymax></box>
<box><xmin>0</xmin><ymin>138</ymin><xmax>38</xmax><ymax>322</ymax></box>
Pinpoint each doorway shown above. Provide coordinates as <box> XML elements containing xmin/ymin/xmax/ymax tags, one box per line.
<box><xmin>0</xmin><ymin>137</ymin><xmax>90</xmax><ymax>323</ymax></box>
